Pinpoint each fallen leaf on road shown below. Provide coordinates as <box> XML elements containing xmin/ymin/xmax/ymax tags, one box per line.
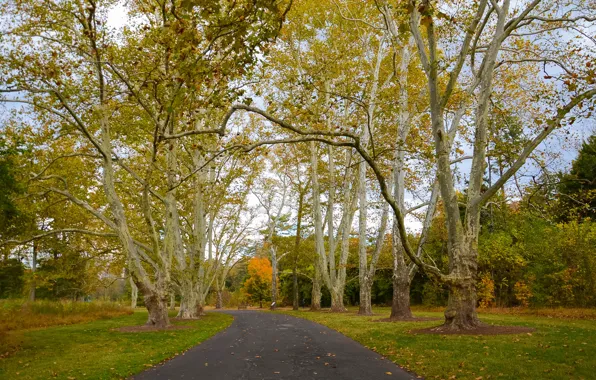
<box><xmin>385</xmin><ymin>372</ymin><xmax>392</xmax><ymax>375</ymax></box>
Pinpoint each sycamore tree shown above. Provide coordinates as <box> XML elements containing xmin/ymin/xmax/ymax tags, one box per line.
<box><xmin>237</xmin><ymin>0</ymin><xmax>436</xmax><ymax>317</ymax></box>
<box><xmin>404</xmin><ymin>0</ymin><xmax>596</xmax><ymax>330</ymax></box>
<box><xmin>255</xmin><ymin>0</ymin><xmax>391</xmax><ymax>312</ymax></box>
<box><xmin>0</xmin><ymin>0</ymin><xmax>289</xmax><ymax>327</ymax></box>
<box><xmin>251</xmin><ymin>164</ymin><xmax>293</xmax><ymax>310</ymax></box>
<box><xmin>280</xmin><ymin>144</ymin><xmax>311</xmax><ymax>310</ymax></box>
<box><xmin>218</xmin><ymin>0</ymin><xmax>595</xmax><ymax>330</ymax></box>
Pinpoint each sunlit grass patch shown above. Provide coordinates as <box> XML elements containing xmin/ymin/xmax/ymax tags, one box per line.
<box><xmin>0</xmin><ymin>309</ymin><xmax>233</xmax><ymax>379</ymax></box>
<box><xmin>0</xmin><ymin>299</ymin><xmax>133</xmax><ymax>332</ymax></box>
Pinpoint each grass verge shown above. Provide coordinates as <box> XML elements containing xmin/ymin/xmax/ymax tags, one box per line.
<box><xmin>0</xmin><ymin>309</ymin><xmax>233</xmax><ymax>379</ymax></box>
<box><xmin>277</xmin><ymin>307</ymin><xmax>596</xmax><ymax>380</ymax></box>
<box><xmin>0</xmin><ymin>299</ymin><xmax>133</xmax><ymax>332</ymax></box>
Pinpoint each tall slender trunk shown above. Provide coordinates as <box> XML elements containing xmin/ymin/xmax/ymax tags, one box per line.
<box><xmin>216</xmin><ymin>289</ymin><xmax>223</xmax><ymax>309</ymax></box>
<box><xmin>359</xmin><ymin>280</ymin><xmax>373</xmax><ymax>315</ymax></box>
<box><xmin>357</xmin><ymin>157</ymin><xmax>370</xmax><ymax>315</ymax></box>
<box><xmin>271</xmin><ymin>247</ymin><xmax>278</xmax><ymax>310</ymax></box>
<box><xmin>292</xmin><ymin>264</ymin><xmax>299</xmax><ymax>310</ymax></box>
<box><xmin>293</xmin><ymin>188</ymin><xmax>304</xmax><ymax>310</ymax></box>
<box><xmin>359</xmin><ymin>205</ymin><xmax>389</xmax><ymax>315</ymax></box>
<box><xmin>101</xmin><ymin>116</ymin><xmax>170</xmax><ymax>328</ymax></box>
<box><xmin>311</xmin><ymin>262</ymin><xmax>322</xmax><ymax>310</ymax></box>
<box><xmin>357</xmin><ymin>31</ymin><xmax>386</xmax><ymax>316</ymax></box>
<box><xmin>130</xmin><ymin>276</ymin><xmax>138</xmax><ymax>309</ymax></box>
<box><xmin>169</xmin><ymin>291</ymin><xmax>176</xmax><ymax>310</ymax></box>
<box><xmin>175</xmin><ymin>149</ymin><xmax>207</xmax><ymax>320</ymax></box>
<box><xmin>28</xmin><ymin>242</ymin><xmax>37</xmax><ymax>302</ymax></box>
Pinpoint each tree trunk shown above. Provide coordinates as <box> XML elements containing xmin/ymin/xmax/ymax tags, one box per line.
<box><xmin>216</xmin><ymin>289</ymin><xmax>223</xmax><ymax>309</ymax></box>
<box><xmin>357</xmin><ymin>157</ymin><xmax>370</xmax><ymax>316</ymax></box>
<box><xmin>439</xmin><ymin>245</ymin><xmax>482</xmax><ymax>330</ymax></box>
<box><xmin>28</xmin><ymin>242</ymin><xmax>37</xmax><ymax>302</ymax></box>
<box><xmin>358</xmin><ymin>278</ymin><xmax>373</xmax><ymax>315</ymax></box>
<box><xmin>293</xmin><ymin>189</ymin><xmax>304</xmax><ymax>311</ymax></box>
<box><xmin>390</xmin><ymin>255</ymin><xmax>413</xmax><ymax>320</ymax></box>
<box><xmin>390</xmin><ymin>224</ymin><xmax>414</xmax><ymax>320</ymax></box>
<box><xmin>292</xmin><ymin>265</ymin><xmax>299</xmax><ymax>310</ymax></box>
<box><xmin>442</xmin><ymin>279</ymin><xmax>481</xmax><ymax>330</ymax></box>
<box><xmin>271</xmin><ymin>248</ymin><xmax>278</xmax><ymax>310</ymax></box>
<box><xmin>196</xmin><ymin>292</ymin><xmax>207</xmax><ymax>316</ymax></box>
<box><xmin>144</xmin><ymin>291</ymin><xmax>170</xmax><ymax>328</ymax></box>
<box><xmin>169</xmin><ymin>291</ymin><xmax>176</xmax><ymax>310</ymax></box>
<box><xmin>330</xmin><ymin>288</ymin><xmax>346</xmax><ymax>312</ymax></box>
<box><xmin>311</xmin><ymin>266</ymin><xmax>321</xmax><ymax>311</ymax></box>
<box><xmin>130</xmin><ymin>277</ymin><xmax>138</xmax><ymax>309</ymax></box>
<box><xmin>177</xmin><ymin>280</ymin><xmax>199</xmax><ymax>319</ymax></box>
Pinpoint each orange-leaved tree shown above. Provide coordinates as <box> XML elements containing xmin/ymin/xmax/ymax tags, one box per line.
<box><xmin>242</xmin><ymin>257</ymin><xmax>274</xmax><ymax>308</ymax></box>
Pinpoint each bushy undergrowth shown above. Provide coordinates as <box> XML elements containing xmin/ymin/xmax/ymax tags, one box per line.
<box><xmin>0</xmin><ymin>299</ymin><xmax>132</xmax><ymax>333</ymax></box>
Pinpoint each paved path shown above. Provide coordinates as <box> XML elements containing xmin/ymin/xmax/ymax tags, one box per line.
<box><xmin>134</xmin><ymin>310</ymin><xmax>416</xmax><ymax>380</ymax></box>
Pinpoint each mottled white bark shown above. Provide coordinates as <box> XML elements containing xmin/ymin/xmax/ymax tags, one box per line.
<box><xmin>310</xmin><ymin>141</ymin><xmax>358</xmax><ymax>312</ymax></box>
<box><xmin>130</xmin><ymin>276</ymin><xmax>138</xmax><ymax>309</ymax></box>
<box><xmin>357</xmin><ymin>33</ymin><xmax>390</xmax><ymax>315</ymax></box>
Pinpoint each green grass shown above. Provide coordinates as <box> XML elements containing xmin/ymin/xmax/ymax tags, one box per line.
<box><xmin>0</xmin><ymin>299</ymin><xmax>132</xmax><ymax>332</ymax></box>
<box><xmin>0</xmin><ymin>310</ymin><xmax>233</xmax><ymax>379</ymax></box>
<box><xmin>276</xmin><ymin>307</ymin><xmax>596</xmax><ymax>380</ymax></box>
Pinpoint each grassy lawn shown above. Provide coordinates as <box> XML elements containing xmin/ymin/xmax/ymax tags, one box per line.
<box><xmin>0</xmin><ymin>310</ymin><xmax>233</xmax><ymax>380</ymax></box>
<box><xmin>276</xmin><ymin>307</ymin><xmax>596</xmax><ymax>380</ymax></box>
<box><xmin>0</xmin><ymin>300</ymin><xmax>132</xmax><ymax>333</ymax></box>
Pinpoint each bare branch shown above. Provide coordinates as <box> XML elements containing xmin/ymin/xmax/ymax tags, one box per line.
<box><xmin>2</xmin><ymin>229</ymin><xmax>118</xmax><ymax>246</ymax></box>
<box><xmin>474</xmin><ymin>88</ymin><xmax>596</xmax><ymax>208</ymax></box>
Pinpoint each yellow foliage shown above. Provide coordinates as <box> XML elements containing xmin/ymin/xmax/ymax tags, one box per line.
<box><xmin>514</xmin><ymin>281</ymin><xmax>533</xmax><ymax>307</ymax></box>
<box><xmin>477</xmin><ymin>273</ymin><xmax>495</xmax><ymax>308</ymax></box>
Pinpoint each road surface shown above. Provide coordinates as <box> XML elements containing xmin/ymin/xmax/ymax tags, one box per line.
<box><xmin>133</xmin><ymin>310</ymin><xmax>417</xmax><ymax>380</ymax></box>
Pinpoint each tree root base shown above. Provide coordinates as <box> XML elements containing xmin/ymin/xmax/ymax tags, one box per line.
<box><xmin>374</xmin><ymin>316</ymin><xmax>442</xmax><ymax>322</ymax></box>
<box><xmin>115</xmin><ymin>324</ymin><xmax>192</xmax><ymax>333</ymax></box>
<box><xmin>412</xmin><ymin>324</ymin><xmax>535</xmax><ymax>335</ymax></box>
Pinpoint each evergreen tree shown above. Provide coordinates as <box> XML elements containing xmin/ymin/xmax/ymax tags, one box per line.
<box><xmin>557</xmin><ymin>135</ymin><xmax>596</xmax><ymax>221</ymax></box>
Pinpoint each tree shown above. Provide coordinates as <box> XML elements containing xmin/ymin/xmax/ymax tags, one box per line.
<box><xmin>219</xmin><ymin>0</ymin><xmax>595</xmax><ymax>330</ymax></box>
<box><xmin>0</xmin><ymin>259</ymin><xmax>25</xmax><ymax>298</ymax></box>
<box><xmin>0</xmin><ymin>0</ymin><xmax>290</xmax><ymax>327</ymax></box>
<box><xmin>241</xmin><ymin>0</ymin><xmax>436</xmax><ymax>317</ymax></box>
<box><xmin>254</xmin><ymin>169</ymin><xmax>290</xmax><ymax>310</ymax></box>
<box><xmin>0</xmin><ymin>138</ymin><xmax>23</xmax><ymax>234</ymax></box>
<box><xmin>404</xmin><ymin>0</ymin><xmax>596</xmax><ymax>330</ymax></box>
<box><xmin>557</xmin><ymin>134</ymin><xmax>596</xmax><ymax>221</ymax></box>
<box><xmin>242</xmin><ymin>257</ymin><xmax>274</xmax><ymax>308</ymax></box>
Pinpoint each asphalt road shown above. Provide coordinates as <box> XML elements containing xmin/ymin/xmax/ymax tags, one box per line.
<box><xmin>133</xmin><ymin>310</ymin><xmax>417</xmax><ymax>380</ymax></box>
